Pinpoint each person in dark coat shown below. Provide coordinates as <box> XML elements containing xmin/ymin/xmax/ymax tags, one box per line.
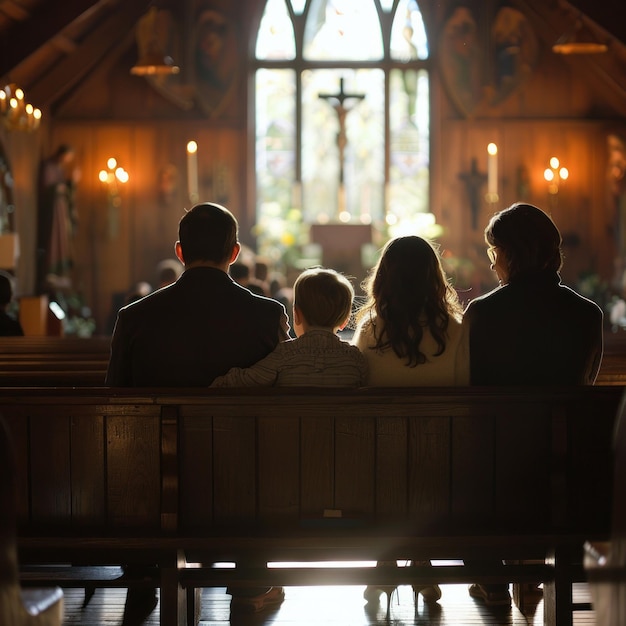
<box><xmin>106</xmin><ymin>202</ymin><xmax>289</xmax><ymax>387</ymax></box>
<box><xmin>462</xmin><ymin>202</ymin><xmax>604</xmax><ymax>608</ymax></box>
<box><xmin>464</xmin><ymin>201</ymin><xmax>603</xmax><ymax>387</ymax></box>
<box><xmin>106</xmin><ymin>202</ymin><xmax>290</xmax><ymax>618</ymax></box>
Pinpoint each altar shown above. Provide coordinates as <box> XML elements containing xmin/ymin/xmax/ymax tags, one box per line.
<box><xmin>310</xmin><ymin>223</ymin><xmax>373</xmax><ymax>290</ymax></box>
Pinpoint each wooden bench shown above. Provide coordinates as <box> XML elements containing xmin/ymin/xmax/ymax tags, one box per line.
<box><xmin>0</xmin><ymin>416</ymin><xmax>64</xmax><ymax>626</ymax></box>
<box><xmin>0</xmin><ymin>337</ymin><xmax>110</xmax><ymax>386</ymax></box>
<box><xmin>0</xmin><ymin>332</ymin><xmax>623</xmax><ymax>385</ymax></box>
<box><xmin>1</xmin><ymin>385</ymin><xmax>623</xmax><ymax>626</ymax></box>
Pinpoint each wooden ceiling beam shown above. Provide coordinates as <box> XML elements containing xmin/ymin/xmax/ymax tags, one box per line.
<box><xmin>0</xmin><ymin>0</ymin><xmax>101</xmax><ymax>77</ymax></box>
<box><xmin>28</xmin><ymin>1</ymin><xmax>148</xmax><ymax>107</ymax></box>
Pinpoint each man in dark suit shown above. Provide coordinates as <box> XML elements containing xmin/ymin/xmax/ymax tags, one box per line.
<box><xmin>106</xmin><ymin>202</ymin><xmax>290</xmax><ymax>619</ymax></box>
<box><xmin>106</xmin><ymin>202</ymin><xmax>289</xmax><ymax>387</ymax></box>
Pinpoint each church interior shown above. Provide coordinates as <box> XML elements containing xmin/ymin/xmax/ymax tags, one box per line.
<box><xmin>0</xmin><ymin>0</ymin><xmax>625</xmax><ymax>335</ymax></box>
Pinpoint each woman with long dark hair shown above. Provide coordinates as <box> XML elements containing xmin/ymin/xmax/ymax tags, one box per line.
<box><xmin>353</xmin><ymin>235</ymin><xmax>468</xmax><ymax>385</ymax></box>
<box><xmin>352</xmin><ymin>235</ymin><xmax>469</xmax><ymax>614</ymax></box>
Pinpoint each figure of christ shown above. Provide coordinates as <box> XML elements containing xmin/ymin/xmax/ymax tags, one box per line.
<box><xmin>318</xmin><ymin>78</ymin><xmax>365</xmax><ymax>217</ymax></box>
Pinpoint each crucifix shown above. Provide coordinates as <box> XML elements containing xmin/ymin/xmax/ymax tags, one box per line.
<box><xmin>318</xmin><ymin>78</ymin><xmax>365</xmax><ymax>218</ymax></box>
<box><xmin>459</xmin><ymin>158</ymin><xmax>487</xmax><ymax>230</ymax></box>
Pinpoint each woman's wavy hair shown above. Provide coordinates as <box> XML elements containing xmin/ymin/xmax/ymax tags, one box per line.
<box><xmin>355</xmin><ymin>235</ymin><xmax>463</xmax><ymax>367</ymax></box>
<box><xmin>485</xmin><ymin>203</ymin><xmax>563</xmax><ymax>280</ymax></box>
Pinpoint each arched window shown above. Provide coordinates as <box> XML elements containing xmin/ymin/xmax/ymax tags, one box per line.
<box><xmin>254</xmin><ymin>0</ymin><xmax>432</xmax><ymax>266</ymax></box>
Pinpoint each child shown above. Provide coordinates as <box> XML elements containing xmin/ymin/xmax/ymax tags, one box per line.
<box><xmin>211</xmin><ymin>267</ymin><xmax>367</xmax><ymax>387</ymax></box>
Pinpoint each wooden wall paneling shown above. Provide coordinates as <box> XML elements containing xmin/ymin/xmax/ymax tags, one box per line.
<box><xmin>30</xmin><ymin>411</ymin><xmax>72</xmax><ymax>525</ymax></box>
<box><xmin>450</xmin><ymin>412</ymin><xmax>492</xmax><ymax>525</ymax></box>
<box><xmin>375</xmin><ymin>416</ymin><xmax>408</xmax><ymax>519</ymax></box>
<box><xmin>178</xmin><ymin>409</ymin><xmax>214</xmax><ymax>529</ymax></box>
<box><xmin>258</xmin><ymin>416</ymin><xmax>300</xmax><ymax>522</ymax></box>
<box><xmin>300</xmin><ymin>416</ymin><xmax>334</xmax><ymax>518</ymax></box>
<box><xmin>205</xmin><ymin>128</ymin><xmax>246</xmax><ymax>243</ymax></box>
<box><xmin>334</xmin><ymin>416</ymin><xmax>375</xmax><ymax>518</ymax></box>
<box><xmin>212</xmin><ymin>415</ymin><xmax>256</xmax><ymax>524</ymax></box>
<box><xmin>408</xmin><ymin>415</ymin><xmax>450</xmax><ymax>525</ymax></box>
<box><xmin>70</xmin><ymin>412</ymin><xmax>106</xmax><ymax>526</ymax></box>
<box><xmin>130</xmin><ymin>126</ymin><xmax>162</xmax><ymax>285</ymax></box>
<box><xmin>106</xmin><ymin>411</ymin><xmax>161</xmax><ymax>528</ymax></box>
<box><xmin>90</xmin><ymin>125</ymin><xmax>135</xmax><ymax>332</ymax></box>
<box><xmin>590</xmin><ymin>126</ymin><xmax>616</xmax><ymax>278</ymax></box>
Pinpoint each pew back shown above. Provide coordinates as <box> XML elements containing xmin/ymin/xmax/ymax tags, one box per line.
<box><xmin>0</xmin><ymin>386</ymin><xmax>619</xmax><ymax>540</ymax></box>
<box><xmin>2</xmin><ymin>385</ymin><xmax>622</xmax><ymax>626</ymax></box>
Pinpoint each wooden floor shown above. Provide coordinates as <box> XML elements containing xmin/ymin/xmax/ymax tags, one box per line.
<box><xmin>57</xmin><ymin>582</ymin><xmax>597</xmax><ymax>626</ymax></box>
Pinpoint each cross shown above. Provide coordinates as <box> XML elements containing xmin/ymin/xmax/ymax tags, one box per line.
<box><xmin>319</xmin><ymin>78</ymin><xmax>365</xmax><ymax>214</ymax></box>
<box><xmin>459</xmin><ymin>158</ymin><xmax>487</xmax><ymax>230</ymax></box>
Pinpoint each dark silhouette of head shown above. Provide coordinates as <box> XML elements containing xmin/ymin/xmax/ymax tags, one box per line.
<box><xmin>178</xmin><ymin>202</ymin><xmax>238</xmax><ymax>265</ymax></box>
<box><xmin>485</xmin><ymin>202</ymin><xmax>563</xmax><ymax>280</ymax></box>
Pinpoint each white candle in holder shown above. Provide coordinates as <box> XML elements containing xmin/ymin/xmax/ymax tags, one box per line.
<box><xmin>187</xmin><ymin>141</ymin><xmax>199</xmax><ymax>203</ymax></box>
<box><xmin>487</xmin><ymin>143</ymin><xmax>498</xmax><ymax>197</ymax></box>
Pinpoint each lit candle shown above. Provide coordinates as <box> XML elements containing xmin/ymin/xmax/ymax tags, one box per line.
<box><xmin>186</xmin><ymin>141</ymin><xmax>198</xmax><ymax>203</ymax></box>
<box><xmin>487</xmin><ymin>143</ymin><xmax>498</xmax><ymax>197</ymax></box>
<box><xmin>291</xmin><ymin>181</ymin><xmax>302</xmax><ymax>209</ymax></box>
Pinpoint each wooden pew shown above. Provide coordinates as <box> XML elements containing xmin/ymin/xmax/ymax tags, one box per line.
<box><xmin>0</xmin><ymin>332</ymin><xmax>623</xmax><ymax>386</ymax></box>
<box><xmin>0</xmin><ymin>337</ymin><xmax>109</xmax><ymax>386</ymax></box>
<box><xmin>0</xmin><ymin>385</ymin><xmax>623</xmax><ymax>626</ymax></box>
<box><xmin>0</xmin><ymin>416</ymin><xmax>64</xmax><ymax>626</ymax></box>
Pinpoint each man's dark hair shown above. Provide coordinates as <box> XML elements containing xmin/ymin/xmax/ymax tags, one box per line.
<box><xmin>178</xmin><ymin>203</ymin><xmax>238</xmax><ymax>265</ymax></box>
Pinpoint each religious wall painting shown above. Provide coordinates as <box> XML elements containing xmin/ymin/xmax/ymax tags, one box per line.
<box><xmin>191</xmin><ymin>7</ymin><xmax>240</xmax><ymax>118</ymax></box>
<box><xmin>439</xmin><ymin>5</ymin><xmax>538</xmax><ymax>118</ymax></box>
<box><xmin>138</xmin><ymin>9</ymin><xmax>195</xmax><ymax>112</ymax></box>
<box><xmin>136</xmin><ymin>4</ymin><xmax>240</xmax><ymax>119</ymax></box>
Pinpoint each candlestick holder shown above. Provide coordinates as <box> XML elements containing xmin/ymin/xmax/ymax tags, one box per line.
<box><xmin>484</xmin><ymin>191</ymin><xmax>499</xmax><ymax>205</ymax></box>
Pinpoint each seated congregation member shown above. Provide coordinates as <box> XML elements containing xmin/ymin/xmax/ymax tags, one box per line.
<box><xmin>106</xmin><ymin>202</ymin><xmax>290</xmax><ymax>617</ymax></box>
<box><xmin>0</xmin><ymin>272</ymin><xmax>23</xmax><ymax>337</ymax></box>
<box><xmin>212</xmin><ymin>267</ymin><xmax>367</xmax><ymax>387</ymax></box>
<box><xmin>464</xmin><ymin>201</ymin><xmax>603</xmax><ymax>386</ymax></box>
<box><xmin>462</xmin><ymin>202</ymin><xmax>604</xmax><ymax>608</ymax></box>
<box><xmin>106</xmin><ymin>202</ymin><xmax>290</xmax><ymax>387</ymax></box>
<box><xmin>353</xmin><ymin>235</ymin><xmax>468</xmax><ymax>386</ymax></box>
<box><xmin>352</xmin><ymin>235</ymin><xmax>468</xmax><ymax>613</ymax></box>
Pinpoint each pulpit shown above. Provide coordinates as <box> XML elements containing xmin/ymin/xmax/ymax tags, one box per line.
<box><xmin>310</xmin><ymin>223</ymin><xmax>373</xmax><ymax>289</ymax></box>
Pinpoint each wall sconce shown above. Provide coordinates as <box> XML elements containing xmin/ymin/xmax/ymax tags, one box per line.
<box><xmin>99</xmin><ymin>158</ymin><xmax>129</xmax><ymax>198</ymax></box>
<box><xmin>544</xmin><ymin>156</ymin><xmax>568</xmax><ymax>209</ymax></box>
<box><xmin>98</xmin><ymin>158</ymin><xmax>129</xmax><ymax>238</ymax></box>
<box><xmin>0</xmin><ymin>84</ymin><xmax>42</xmax><ymax>132</ymax></box>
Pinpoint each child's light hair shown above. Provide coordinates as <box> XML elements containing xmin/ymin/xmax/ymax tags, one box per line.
<box><xmin>293</xmin><ymin>268</ymin><xmax>354</xmax><ymax>329</ymax></box>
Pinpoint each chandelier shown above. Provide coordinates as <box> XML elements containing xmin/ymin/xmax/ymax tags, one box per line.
<box><xmin>0</xmin><ymin>84</ymin><xmax>42</xmax><ymax>132</ymax></box>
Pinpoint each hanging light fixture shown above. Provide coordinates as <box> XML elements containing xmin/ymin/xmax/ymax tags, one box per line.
<box><xmin>552</xmin><ymin>17</ymin><xmax>608</xmax><ymax>55</ymax></box>
<box><xmin>130</xmin><ymin>7</ymin><xmax>180</xmax><ymax>76</ymax></box>
<box><xmin>0</xmin><ymin>84</ymin><xmax>42</xmax><ymax>132</ymax></box>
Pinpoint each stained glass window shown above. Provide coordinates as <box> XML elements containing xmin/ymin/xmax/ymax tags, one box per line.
<box><xmin>254</xmin><ymin>0</ymin><xmax>431</xmax><ymax>265</ymax></box>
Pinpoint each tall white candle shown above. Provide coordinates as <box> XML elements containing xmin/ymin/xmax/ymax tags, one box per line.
<box><xmin>487</xmin><ymin>142</ymin><xmax>498</xmax><ymax>197</ymax></box>
<box><xmin>187</xmin><ymin>141</ymin><xmax>198</xmax><ymax>203</ymax></box>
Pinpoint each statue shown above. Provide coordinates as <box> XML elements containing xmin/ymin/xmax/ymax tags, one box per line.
<box><xmin>36</xmin><ymin>145</ymin><xmax>80</xmax><ymax>294</ymax></box>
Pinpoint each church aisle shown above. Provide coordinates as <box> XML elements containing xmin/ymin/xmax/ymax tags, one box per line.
<box><xmin>59</xmin><ymin>582</ymin><xmax>597</xmax><ymax>625</ymax></box>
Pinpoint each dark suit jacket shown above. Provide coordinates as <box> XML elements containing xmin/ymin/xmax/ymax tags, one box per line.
<box><xmin>105</xmin><ymin>266</ymin><xmax>289</xmax><ymax>386</ymax></box>
<box><xmin>464</xmin><ymin>271</ymin><xmax>603</xmax><ymax>385</ymax></box>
